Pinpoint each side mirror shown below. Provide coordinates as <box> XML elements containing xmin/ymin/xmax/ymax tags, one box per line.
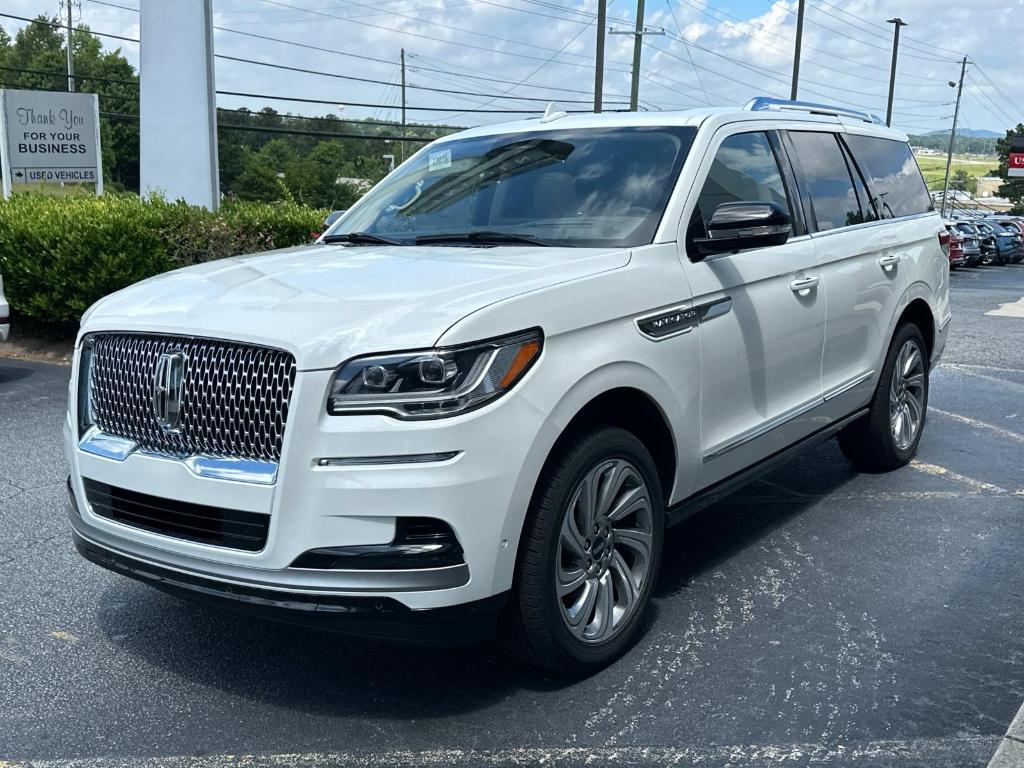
<box><xmin>323</xmin><ymin>210</ymin><xmax>347</xmax><ymax>230</ymax></box>
<box><xmin>692</xmin><ymin>201</ymin><xmax>792</xmax><ymax>259</ymax></box>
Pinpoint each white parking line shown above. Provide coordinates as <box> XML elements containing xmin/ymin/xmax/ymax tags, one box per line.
<box><xmin>985</xmin><ymin>297</ymin><xmax>1024</xmax><ymax>318</ymax></box>
<box><xmin>910</xmin><ymin>461</ymin><xmax>1009</xmax><ymax>495</ymax></box>
<box><xmin>940</xmin><ymin>364</ymin><xmax>1024</xmax><ymax>392</ymax></box>
<box><xmin>930</xmin><ymin>408</ymin><xmax>1024</xmax><ymax>445</ymax></box>
<box><xmin>0</xmin><ymin>736</ymin><xmax>1000</xmax><ymax>768</ymax></box>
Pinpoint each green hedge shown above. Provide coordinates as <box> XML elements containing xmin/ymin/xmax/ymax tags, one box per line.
<box><xmin>0</xmin><ymin>195</ymin><xmax>326</xmax><ymax>330</ymax></box>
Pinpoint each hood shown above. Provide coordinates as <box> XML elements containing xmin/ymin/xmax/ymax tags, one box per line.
<box><xmin>82</xmin><ymin>243</ymin><xmax>630</xmax><ymax>369</ymax></box>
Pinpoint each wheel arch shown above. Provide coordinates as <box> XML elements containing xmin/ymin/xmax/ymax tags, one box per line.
<box><xmin>491</xmin><ymin>363</ymin><xmax>690</xmax><ymax>597</ymax></box>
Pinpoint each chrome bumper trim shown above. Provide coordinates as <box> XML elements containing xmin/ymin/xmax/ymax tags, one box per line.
<box><xmin>79</xmin><ymin>428</ymin><xmax>279</xmax><ymax>485</ymax></box>
<box><xmin>68</xmin><ymin>509</ymin><xmax>471</xmax><ymax>594</ymax></box>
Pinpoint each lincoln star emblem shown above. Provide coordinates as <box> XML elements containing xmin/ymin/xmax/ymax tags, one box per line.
<box><xmin>152</xmin><ymin>350</ymin><xmax>186</xmax><ymax>432</ymax></box>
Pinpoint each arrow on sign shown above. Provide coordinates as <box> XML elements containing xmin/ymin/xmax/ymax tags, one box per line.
<box><xmin>14</xmin><ymin>171</ymin><xmax>23</xmax><ymax>178</ymax></box>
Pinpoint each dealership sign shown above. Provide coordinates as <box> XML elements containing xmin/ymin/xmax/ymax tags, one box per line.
<box><xmin>0</xmin><ymin>89</ymin><xmax>103</xmax><ymax>197</ymax></box>
<box><xmin>1010</xmin><ymin>137</ymin><xmax>1024</xmax><ymax>179</ymax></box>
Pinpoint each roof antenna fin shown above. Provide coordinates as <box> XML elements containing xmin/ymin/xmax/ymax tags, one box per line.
<box><xmin>540</xmin><ymin>102</ymin><xmax>568</xmax><ymax>123</ymax></box>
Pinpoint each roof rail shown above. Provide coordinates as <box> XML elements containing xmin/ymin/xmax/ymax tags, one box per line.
<box><xmin>745</xmin><ymin>96</ymin><xmax>885</xmax><ymax>126</ymax></box>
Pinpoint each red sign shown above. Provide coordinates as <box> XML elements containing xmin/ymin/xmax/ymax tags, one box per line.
<box><xmin>1011</xmin><ymin>152</ymin><xmax>1024</xmax><ymax>178</ymax></box>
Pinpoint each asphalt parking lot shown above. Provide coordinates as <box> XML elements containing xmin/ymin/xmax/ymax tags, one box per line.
<box><xmin>2</xmin><ymin>264</ymin><xmax>1023</xmax><ymax>768</ymax></box>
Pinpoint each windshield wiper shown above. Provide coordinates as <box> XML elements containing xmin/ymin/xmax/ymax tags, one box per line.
<box><xmin>321</xmin><ymin>231</ymin><xmax>408</xmax><ymax>246</ymax></box>
<box><xmin>415</xmin><ymin>230</ymin><xmax>556</xmax><ymax>247</ymax></box>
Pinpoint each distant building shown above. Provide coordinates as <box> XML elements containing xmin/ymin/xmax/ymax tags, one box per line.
<box><xmin>975</xmin><ymin>177</ymin><xmax>1004</xmax><ymax>198</ymax></box>
<box><xmin>912</xmin><ymin>147</ymin><xmax>941</xmax><ymax>156</ymax></box>
<box><xmin>335</xmin><ymin>176</ymin><xmax>373</xmax><ymax>192</ymax></box>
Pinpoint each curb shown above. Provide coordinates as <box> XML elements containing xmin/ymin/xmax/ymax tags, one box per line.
<box><xmin>988</xmin><ymin>701</ymin><xmax>1024</xmax><ymax>767</ymax></box>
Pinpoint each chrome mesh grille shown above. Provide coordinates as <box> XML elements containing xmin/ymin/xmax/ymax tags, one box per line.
<box><xmin>88</xmin><ymin>333</ymin><xmax>296</xmax><ymax>462</ymax></box>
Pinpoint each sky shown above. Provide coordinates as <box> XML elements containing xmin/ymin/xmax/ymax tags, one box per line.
<box><xmin>1</xmin><ymin>0</ymin><xmax>1022</xmax><ymax>136</ymax></box>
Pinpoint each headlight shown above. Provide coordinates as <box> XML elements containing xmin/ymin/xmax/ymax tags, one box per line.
<box><xmin>77</xmin><ymin>336</ymin><xmax>96</xmax><ymax>437</ymax></box>
<box><xmin>328</xmin><ymin>329</ymin><xmax>542</xmax><ymax>419</ymax></box>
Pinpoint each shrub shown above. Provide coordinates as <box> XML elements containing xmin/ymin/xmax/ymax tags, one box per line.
<box><xmin>0</xmin><ymin>194</ymin><xmax>326</xmax><ymax>330</ymax></box>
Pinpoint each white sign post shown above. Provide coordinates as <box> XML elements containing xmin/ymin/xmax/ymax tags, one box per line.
<box><xmin>0</xmin><ymin>89</ymin><xmax>103</xmax><ymax>198</ymax></box>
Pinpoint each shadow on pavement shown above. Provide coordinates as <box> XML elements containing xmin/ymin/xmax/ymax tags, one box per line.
<box><xmin>96</xmin><ymin>440</ymin><xmax>857</xmax><ymax>719</ymax></box>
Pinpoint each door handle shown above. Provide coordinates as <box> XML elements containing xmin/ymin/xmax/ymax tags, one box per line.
<box><xmin>790</xmin><ymin>275</ymin><xmax>819</xmax><ymax>293</ymax></box>
<box><xmin>878</xmin><ymin>254</ymin><xmax>900</xmax><ymax>271</ymax></box>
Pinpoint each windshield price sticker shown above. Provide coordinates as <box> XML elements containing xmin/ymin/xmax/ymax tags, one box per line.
<box><xmin>428</xmin><ymin>148</ymin><xmax>452</xmax><ymax>173</ymax></box>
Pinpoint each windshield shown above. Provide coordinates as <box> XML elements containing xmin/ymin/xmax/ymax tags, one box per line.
<box><xmin>326</xmin><ymin>126</ymin><xmax>697</xmax><ymax>248</ymax></box>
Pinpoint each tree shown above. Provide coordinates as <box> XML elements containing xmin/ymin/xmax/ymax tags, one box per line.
<box><xmin>996</xmin><ymin>125</ymin><xmax>1024</xmax><ymax>214</ymax></box>
<box><xmin>951</xmin><ymin>169</ymin><xmax>977</xmax><ymax>195</ymax></box>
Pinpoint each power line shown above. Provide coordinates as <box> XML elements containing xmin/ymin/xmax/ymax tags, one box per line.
<box><xmin>215</xmin><ymin>89</ymin><xmax>624</xmax><ymax>114</ymax></box>
<box><xmin>214</xmin><ymin>53</ymin><xmax>613</xmax><ymax>104</ymax></box>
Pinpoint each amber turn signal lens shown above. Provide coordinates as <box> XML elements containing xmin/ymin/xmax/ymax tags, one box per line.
<box><xmin>500</xmin><ymin>340</ymin><xmax>541</xmax><ymax>388</ymax></box>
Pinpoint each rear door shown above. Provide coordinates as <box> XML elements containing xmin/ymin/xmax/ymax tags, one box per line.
<box><xmin>678</xmin><ymin>126</ymin><xmax>826</xmax><ymax>488</ymax></box>
<box><xmin>785</xmin><ymin>130</ymin><xmax>922</xmax><ymax>418</ymax></box>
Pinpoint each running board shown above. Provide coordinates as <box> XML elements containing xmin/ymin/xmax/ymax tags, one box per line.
<box><xmin>667</xmin><ymin>408</ymin><xmax>869</xmax><ymax>525</ymax></box>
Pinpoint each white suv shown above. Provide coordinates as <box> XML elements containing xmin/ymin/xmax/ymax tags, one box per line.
<box><xmin>65</xmin><ymin>98</ymin><xmax>950</xmax><ymax>672</ymax></box>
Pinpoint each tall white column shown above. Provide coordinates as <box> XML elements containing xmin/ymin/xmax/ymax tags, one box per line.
<box><xmin>139</xmin><ymin>0</ymin><xmax>219</xmax><ymax>210</ymax></box>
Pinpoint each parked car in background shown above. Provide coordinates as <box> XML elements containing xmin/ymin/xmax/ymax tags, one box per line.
<box><xmin>942</xmin><ymin>224</ymin><xmax>966</xmax><ymax>268</ymax></box>
<box><xmin>975</xmin><ymin>221</ymin><xmax>1017</xmax><ymax>265</ymax></box>
<box><xmin>65</xmin><ymin>98</ymin><xmax>950</xmax><ymax>673</ymax></box>
<box><xmin>0</xmin><ymin>273</ymin><xmax>9</xmax><ymax>343</ymax></box>
<box><xmin>949</xmin><ymin>221</ymin><xmax>981</xmax><ymax>267</ymax></box>
<box><xmin>991</xmin><ymin>221</ymin><xmax>1024</xmax><ymax>263</ymax></box>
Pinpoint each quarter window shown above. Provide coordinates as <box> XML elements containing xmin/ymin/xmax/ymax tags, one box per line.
<box><xmin>844</xmin><ymin>134</ymin><xmax>933</xmax><ymax>218</ymax></box>
<box><xmin>787</xmin><ymin>132</ymin><xmax>864</xmax><ymax>232</ymax></box>
<box><xmin>691</xmin><ymin>131</ymin><xmax>791</xmax><ymax>238</ymax></box>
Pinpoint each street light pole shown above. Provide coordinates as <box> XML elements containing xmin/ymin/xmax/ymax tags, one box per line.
<box><xmin>885</xmin><ymin>17</ymin><xmax>906</xmax><ymax>127</ymax></box>
<box><xmin>65</xmin><ymin>0</ymin><xmax>75</xmax><ymax>92</ymax></box>
<box><xmin>941</xmin><ymin>57</ymin><xmax>969</xmax><ymax>219</ymax></box>
<box><xmin>400</xmin><ymin>48</ymin><xmax>407</xmax><ymax>163</ymax></box>
<box><xmin>790</xmin><ymin>0</ymin><xmax>805</xmax><ymax>100</ymax></box>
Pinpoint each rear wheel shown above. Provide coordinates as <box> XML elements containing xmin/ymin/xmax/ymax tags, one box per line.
<box><xmin>501</xmin><ymin>427</ymin><xmax>664</xmax><ymax>674</ymax></box>
<box><xmin>838</xmin><ymin>323</ymin><xmax>928</xmax><ymax>471</ymax></box>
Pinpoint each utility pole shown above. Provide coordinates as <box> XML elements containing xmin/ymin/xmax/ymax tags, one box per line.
<box><xmin>629</xmin><ymin>0</ymin><xmax>645</xmax><ymax>111</ymax></box>
<box><xmin>885</xmin><ymin>17</ymin><xmax>906</xmax><ymax>127</ymax></box>
<box><xmin>790</xmin><ymin>0</ymin><xmax>805</xmax><ymax>100</ymax></box>
<box><xmin>941</xmin><ymin>57</ymin><xmax>968</xmax><ymax>219</ymax></box>
<box><xmin>65</xmin><ymin>0</ymin><xmax>75</xmax><ymax>92</ymax></box>
<box><xmin>593</xmin><ymin>0</ymin><xmax>606</xmax><ymax>112</ymax></box>
<box><xmin>400</xmin><ymin>48</ymin><xmax>407</xmax><ymax>163</ymax></box>
<box><xmin>609</xmin><ymin>0</ymin><xmax>663</xmax><ymax>111</ymax></box>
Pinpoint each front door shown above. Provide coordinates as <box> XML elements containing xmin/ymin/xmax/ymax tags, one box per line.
<box><xmin>679</xmin><ymin>127</ymin><xmax>827</xmax><ymax>489</ymax></box>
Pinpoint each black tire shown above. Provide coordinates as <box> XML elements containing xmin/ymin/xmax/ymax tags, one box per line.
<box><xmin>500</xmin><ymin>427</ymin><xmax>665</xmax><ymax>674</ymax></box>
<box><xmin>838</xmin><ymin>323</ymin><xmax>929</xmax><ymax>471</ymax></box>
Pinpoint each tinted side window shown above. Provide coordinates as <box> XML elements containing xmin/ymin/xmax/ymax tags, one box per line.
<box><xmin>844</xmin><ymin>134</ymin><xmax>932</xmax><ymax>218</ymax></box>
<box><xmin>691</xmin><ymin>131</ymin><xmax>790</xmax><ymax>237</ymax></box>
<box><xmin>787</xmin><ymin>132</ymin><xmax>863</xmax><ymax>232</ymax></box>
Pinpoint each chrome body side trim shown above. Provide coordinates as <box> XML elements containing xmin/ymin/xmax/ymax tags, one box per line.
<box><xmin>823</xmin><ymin>371</ymin><xmax>875</xmax><ymax>402</ymax></box>
<box><xmin>635</xmin><ymin>296</ymin><xmax>732</xmax><ymax>341</ymax></box>
<box><xmin>79</xmin><ymin>429</ymin><xmax>278</xmax><ymax>485</ymax></box>
<box><xmin>703</xmin><ymin>395</ymin><xmax>823</xmax><ymax>462</ymax></box>
<box><xmin>315</xmin><ymin>452</ymin><xmax>462</xmax><ymax>468</ymax></box>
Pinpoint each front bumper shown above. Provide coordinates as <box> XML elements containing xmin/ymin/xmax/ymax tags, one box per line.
<box><xmin>66</xmin><ymin>364</ymin><xmax>552</xmax><ymax>613</ymax></box>
<box><xmin>72</xmin><ymin>523</ymin><xmax>506</xmax><ymax>645</ymax></box>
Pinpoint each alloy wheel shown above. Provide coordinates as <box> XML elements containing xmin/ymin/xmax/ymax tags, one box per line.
<box><xmin>889</xmin><ymin>339</ymin><xmax>926</xmax><ymax>451</ymax></box>
<box><xmin>555</xmin><ymin>458</ymin><xmax>654</xmax><ymax>644</ymax></box>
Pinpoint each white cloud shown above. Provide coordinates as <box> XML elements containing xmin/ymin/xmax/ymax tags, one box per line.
<box><xmin>0</xmin><ymin>0</ymin><xmax>1020</xmax><ymax>133</ymax></box>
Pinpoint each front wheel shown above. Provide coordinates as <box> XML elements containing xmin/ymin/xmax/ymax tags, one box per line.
<box><xmin>838</xmin><ymin>323</ymin><xmax>929</xmax><ymax>471</ymax></box>
<box><xmin>501</xmin><ymin>427</ymin><xmax>664</xmax><ymax>674</ymax></box>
